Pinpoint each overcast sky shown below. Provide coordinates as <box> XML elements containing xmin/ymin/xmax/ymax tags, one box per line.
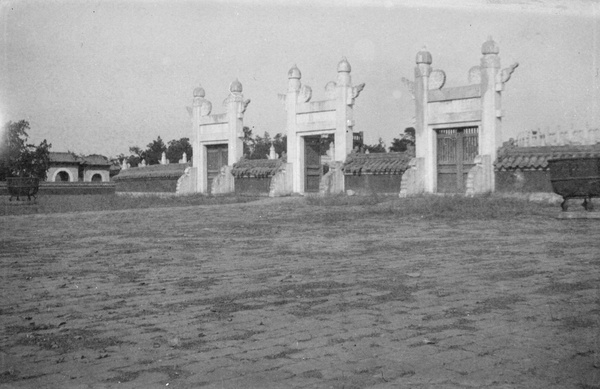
<box><xmin>1</xmin><ymin>0</ymin><xmax>599</xmax><ymax>157</ymax></box>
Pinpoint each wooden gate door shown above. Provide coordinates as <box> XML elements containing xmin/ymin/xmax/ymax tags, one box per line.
<box><xmin>436</xmin><ymin>127</ymin><xmax>478</xmax><ymax>193</ymax></box>
<box><xmin>206</xmin><ymin>144</ymin><xmax>228</xmax><ymax>194</ymax></box>
<box><xmin>304</xmin><ymin>135</ymin><xmax>332</xmax><ymax>193</ymax></box>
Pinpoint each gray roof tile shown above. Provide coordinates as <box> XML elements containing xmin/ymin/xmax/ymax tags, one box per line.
<box><xmin>495</xmin><ymin>142</ymin><xmax>600</xmax><ymax>170</ymax></box>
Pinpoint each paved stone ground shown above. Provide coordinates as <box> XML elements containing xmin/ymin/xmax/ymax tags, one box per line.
<box><xmin>1</xmin><ymin>198</ymin><xmax>599</xmax><ymax>388</ymax></box>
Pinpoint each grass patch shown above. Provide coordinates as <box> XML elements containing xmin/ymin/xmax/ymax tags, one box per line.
<box><xmin>306</xmin><ymin>193</ymin><xmax>554</xmax><ymax>220</ymax></box>
<box><xmin>0</xmin><ymin>193</ymin><xmax>260</xmax><ymax>216</ymax></box>
<box><xmin>305</xmin><ymin>193</ymin><xmax>388</xmax><ymax>207</ymax></box>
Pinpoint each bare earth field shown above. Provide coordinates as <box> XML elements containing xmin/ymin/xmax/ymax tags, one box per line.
<box><xmin>1</xmin><ymin>197</ymin><xmax>599</xmax><ymax>388</ymax></box>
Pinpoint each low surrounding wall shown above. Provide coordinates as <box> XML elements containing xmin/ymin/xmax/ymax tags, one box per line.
<box><xmin>344</xmin><ymin>174</ymin><xmax>403</xmax><ymax>195</ymax></box>
<box><xmin>234</xmin><ymin>177</ymin><xmax>272</xmax><ymax>196</ymax></box>
<box><xmin>115</xmin><ymin>178</ymin><xmax>179</xmax><ymax>193</ymax></box>
<box><xmin>495</xmin><ymin>170</ymin><xmax>554</xmax><ymax>193</ymax></box>
<box><xmin>0</xmin><ymin>181</ymin><xmax>116</xmax><ymax>196</ymax></box>
<box><xmin>342</xmin><ymin>152</ymin><xmax>412</xmax><ymax>196</ymax></box>
<box><xmin>112</xmin><ymin>164</ymin><xmax>189</xmax><ymax>193</ymax></box>
<box><xmin>231</xmin><ymin>159</ymin><xmax>284</xmax><ymax>197</ymax></box>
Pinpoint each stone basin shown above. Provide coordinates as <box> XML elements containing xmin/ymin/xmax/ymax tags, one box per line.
<box><xmin>7</xmin><ymin>177</ymin><xmax>39</xmax><ymax>201</ymax></box>
<box><xmin>548</xmin><ymin>157</ymin><xmax>600</xmax><ymax>211</ymax></box>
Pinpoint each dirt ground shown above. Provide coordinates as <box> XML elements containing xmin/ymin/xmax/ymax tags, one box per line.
<box><xmin>1</xmin><ymin>197</ymin><xmax>599</xmax><ymax>389</ymax></box>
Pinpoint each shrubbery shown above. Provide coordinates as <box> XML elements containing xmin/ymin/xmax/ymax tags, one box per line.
<box><xmin>0</xmin><ymin>121</ymin><xmax>51</xmax><ymax>180</ymax></box>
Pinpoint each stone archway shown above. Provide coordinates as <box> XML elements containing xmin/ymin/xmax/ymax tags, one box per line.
<box><xmin>91</xmin><ymin>174</ymin><xmax>103</xmax><ymax>182</ymax></box>
<box><xmin>55</xmin><ymin>171</ymin><xmax>70</xmax><ymax>182</ymax></box>
<box><xmin>403</xmin><ymin>38</ymin><xmax>518</xmax><ymax>196</ymax></box>
<box><xmin>283</xmin><ymin>59</ymin><xmax>364</xmax><ymax>194</ymax></box>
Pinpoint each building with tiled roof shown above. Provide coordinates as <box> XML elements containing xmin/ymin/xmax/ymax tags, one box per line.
<box><xmin>48</xmin><ymin>152</ymin><xmax>80</xmax><ymax>164</ymax></box>
<box><xmin>82</xmin><ymin>154</ymin><xmax>111</xmax><ymax>167</ymax></box>
<box><xmin>47</xmin><ymin>152</ymin><xmax>111</xmax><ymax>182</ymax></box>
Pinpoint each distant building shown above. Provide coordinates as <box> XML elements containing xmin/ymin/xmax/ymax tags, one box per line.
<box><xmin>47</xmin><ymin>152</ymin><xmax>111</xmax><ymax>182</ymax></box>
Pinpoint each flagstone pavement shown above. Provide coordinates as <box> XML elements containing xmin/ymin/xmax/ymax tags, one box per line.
<box><xmin>1</xmin><ymin>197</ymin><xmax>599</xmax><ymax>388</ymax></box>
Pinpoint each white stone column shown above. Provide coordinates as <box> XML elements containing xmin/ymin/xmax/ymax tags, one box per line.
<box><xmin>285</xmin><ymin>65</ymin><xmax>301</xmax><ymax>193</ymax></box>
<box><xmin>224</xmin><ymin>79</ymin><xmax>246</xmax><ymax>166</ymax></box>
<box><xmin>197</xmin><ymin>144</ymin><xmax>207</xmax><ymax>193</ymax></box>
<box><xmin>479</xmin><ymin>37</ymin><xmax>502</xmax><ymax>192</ymax></box>
<box><xmin>334</xmin><ymin>58</ymin><xmax>354</xmax><ymax>162</ymax></box>
<box><xmin>191</xmin><ymin>87</ymin><xmax>204</xmax><ymax>193</ymax></box>
<box><xmin>414</xmin><ymin>48</ymin><xmax>433</xmax><ymax>193</ymax></box>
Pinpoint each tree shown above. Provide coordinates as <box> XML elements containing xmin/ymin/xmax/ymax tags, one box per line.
<box><xmin>126</xmin><ymin>146</ymin><xmax>144</xmax><ymax>167</ymax></box>
<box><xmin>272</xmin><ymin>133</ymin><xmax>287</xmax><ymax>159</ymax></box>
<box><xmin>0</xmin><ymin>120</ymin><xmax>51</xmax><ymax>180</ymax></box>
<box><xmin>166</xmin><ymin>137</ymin><xmax>192</xmax><ymax>163</ymax></box>
<box><xmin>109</xmin><ymin>155</ymin><xmax>124</xmax><ymax>176</ymax></box>
<box><xmin>144</xmin><ymin>136</ymin><xmax>167</xmax><ymax>165</ymax></box>
<box><xmin>250</xmin><ymin>132</ymin><xmax>272</xmax><ymax>160</ymax></box>
<box><xmin>242</xmin><ymin>128</ymin><xmax>287</xmax><ymax>160</ymax></box>
<box><xmin>363</xmin><ymin>137</ymin><xmax>387</xmax><ymax>153</ymax></box>
<box><xmin>389</xmin><ymin>127</ymin><xmax>416</xmax><ymax>152</ymax></box>
<box><xmin>242</xmin><ymin>126</ymin><xmax>255</xmax><ymax>157</ymax></box>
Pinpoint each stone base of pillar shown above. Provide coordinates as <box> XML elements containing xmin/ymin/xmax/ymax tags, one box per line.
<box><xmin>176</xmin><ymin>167</ymin><xmax>197</xmax><ymax>194</ymax></box>
<box><xmin>212</xmin><ymin>165</ymin><xmax>235</xmax><ymax>195</ymax></box>
<box><xmin>269</xmin><ymin>163</ymin><xmax>293</xmax><ymax>197</ymax></box>
<box><xmin>399</xmin><ymin>158</ymin><xmax>425</xmax><ymax>197</ymax></box>
<box><xmin>465</xmin><ymin>155</ymin><xmax>492</xmax><ymax>196</ymax></box>
<box><xmin>319</xmin><ymin>162</ymin><xmax>345</xmax><ymax>196</ymax></box>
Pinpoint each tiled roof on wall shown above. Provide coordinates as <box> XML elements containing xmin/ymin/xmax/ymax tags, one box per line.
<box><xmin>82</xmin><ymin>154</ymin><xmax>111</xmax><ymax>166</ymax></box>
<box><xmin>231</xmin><ymin>159</ymin><xmax>283</xmax><ymax>178</ymax></box>
<box><xmin>49</xmin><ymin>152</ymin><xmax>80</xmax><ymax>164</ymax></box>
<box><xmin>495</xmin><ymin>142</ymin><xmax>600</xmax><ymax>171</ymax></box>
<box><xmin>343</xmin><ymin>152</ymin><xmax>413</xmax><ymax>175</ymax></box>
<box><xmin>113</xmin><ymin>163</ymin><xmax>190</xmax><ymax>180</ymax></box>
<box><xmin>49</xmin><ymin>152</ymin><xmax>111</xmax><ymax>166</ymax></box>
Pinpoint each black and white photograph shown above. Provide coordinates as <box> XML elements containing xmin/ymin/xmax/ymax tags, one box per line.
<box><xmin>1</xmin><ymin>0</ymin><xmax>599</xmax><ymax>387</ymax></box>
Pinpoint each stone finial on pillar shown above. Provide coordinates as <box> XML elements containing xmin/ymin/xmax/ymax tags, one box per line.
<box><xmin>416</xmin><ymin>46</ymin><xmax>433</xmax><ymax>66</ymax></box>
<box><xmin>224</xmin><ymin>78</ymin><xmax>244</xmax><ymax>107</ymax></box>
<box><xmin>288</xmin><ymin>64</ymin><xmax>301</xmax><ymax>93</ymax></box>
<box><xmin>481</xmin><ymin>36</ymin><xmax>500</xmax><ymax>56</ymax></box>
<box><xmin>229</xmin><ymin>78</ymin><xmax>243</xmax><ymax>94</ymax></box>
<box><xmin>337</xmin><ymin>57</ymin><xmax>352</xmax><ymax>86</ymax></box>
<box><xmin>193</xmin><ymin>85</ymin><xmax>212</xmax><ymax>116</ymax></box>
<box><xmin>193</xmin><ymin>85</ymin><xmax>205</xmax><ymax>103</ymax></box>
<box><xmin>160</xmin><ymin>152</ymin><xmax>168</xmax><ymax>165</ymax></box>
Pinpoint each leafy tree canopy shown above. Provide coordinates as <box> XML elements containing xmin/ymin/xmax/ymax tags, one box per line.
<box><xmin>0</xmin><ymin>120</ymin><xmax>51</xmax><ymax>180</ymax></box>
<box><xmin>166</xmin><ymin>137</ymin><xmax>192</xmax><ymax>164</ymax></box>
<box><xmin>243</xmin><ymin>126</ymin><xmax>287</xmax><ymax>160</ymax></box>
<box><xmin>123</xmin><ymin>129</ymin><xmax>287</xmax><ymax>168</ymax></box>
<box><xmin>144</xmin><ymin>136</ymin><xmax>167</xmax><ymax>165</ymax></box>
<box><xmin>363</xmin><ymin>137</ymin><xmax>387</xmax><ymax>153</ymax></box>
<box><xmin>389</xmin><ymin>127</ymin><xmax>416</xmax><ymax>152</ymax></box>
<box><xmin>123</xmin><ymin>136</ymin><xmax>193</xmax><ymax>167</ymax></box>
